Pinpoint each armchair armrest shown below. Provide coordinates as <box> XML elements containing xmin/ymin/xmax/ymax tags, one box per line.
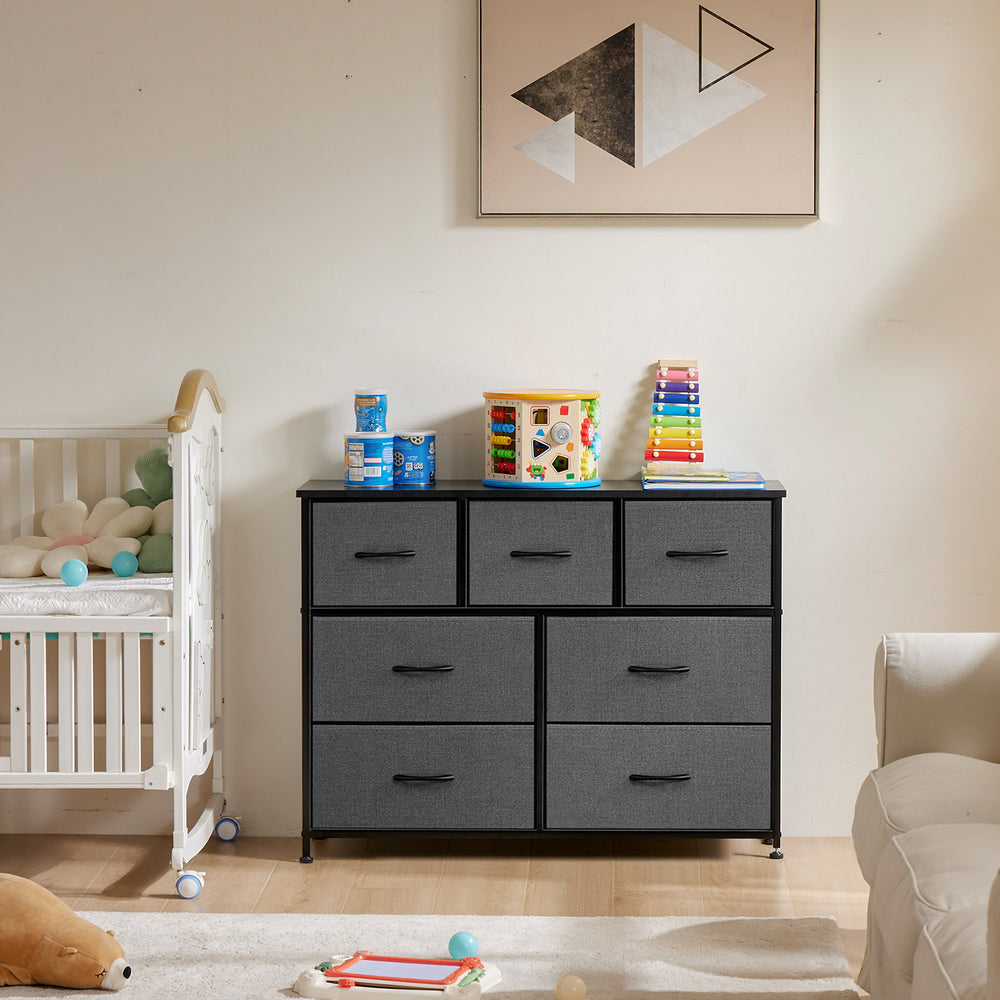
<box><xmin>876</xmin><ymin>633</ymin><xmax>1000</xmax><ymax>766</ymax></box>
<box><xmin>990</xmin><ymin>870</ymin><xmax>1000</xmax><ymax>1000</ymax></box>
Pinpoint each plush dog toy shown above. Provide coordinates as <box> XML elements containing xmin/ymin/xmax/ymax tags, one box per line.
<box><xmin>0</xmin><ymin>873</ymin><xmax>131</xmax><ymax>990</ymax></box>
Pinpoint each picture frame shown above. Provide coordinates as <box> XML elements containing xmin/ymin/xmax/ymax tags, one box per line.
<box><xmin>478</xmin><ymin>0</ymin><xmax>818</xmax><ymax>218</ymax></box>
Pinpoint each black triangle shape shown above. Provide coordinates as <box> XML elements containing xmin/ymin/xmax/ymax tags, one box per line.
<box><xmin>512</xmin><ymin>23</ymin><xmax>636</xmax><ymax>168</ymax></box>
<box><xmin>532</xmin><ymin>438</ymin><xmax>551</xmax><ymax>459</ymax></box>
<box><xmin>698</xmin><ymin>6</ymin><xmax>774</xmax><ymax>93</ymax></box>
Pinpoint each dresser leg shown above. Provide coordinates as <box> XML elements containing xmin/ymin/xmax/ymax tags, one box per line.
<box><xmin>766</xmin><ymin>833</ymin><xmax>783</xmax><ymax>859</ymax></box>
<box><xmin>300</xmin><ymin>834</ymin><xmax>313</xmax><ymax>863</ymax></box>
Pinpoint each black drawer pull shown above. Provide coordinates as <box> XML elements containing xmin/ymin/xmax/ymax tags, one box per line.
<box><xmin>665</xmin><ymin>549</ymin><xmax>729</xmax><ymax>558</ymax></box>
<box><xmin>391</xmin><ymin>664</ymin><xmax>455</xmax><ymax>673</ymax></box>
<box><xmin>392</xmin><ymin>773</ymin><xmax>455</xmax><ymax>782</ymax></box>
<box><xmin>510</xmin><ymin>550</ymin><xmax>572</xmax><ymax>558</ymax></box>
<box><xmin>354</xmin><ymin>550</ymin><xmax>417</xmax><ymax>559</ymax></box>
<box><xmin>627</xmin><ymin>665</ymin><xmax>691</xmax><ymax>674</ymax></box>
<box><xmin>629</xmin><ymin>773</ymin><xmax>692</xmax><ymax>782</ymax></box>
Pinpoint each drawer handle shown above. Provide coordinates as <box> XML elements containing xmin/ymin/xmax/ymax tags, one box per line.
<box><xmin>510</xmin><ymin>550</ymin><xmax>572</xmax><ymax>558</ymax></box>
<box><xmin>629</xmin><ymin>773</ymin><xmax>692</xmax><ymax>782</ymax></box>
<box><xmin>392</xmin><ymin>773</ymin><xmax>455</xmax><ymax>782</ymax></box>
<box><xmin>627</xmin><ymin>665</ymin><xmax>691</xmax><ymax>674</ymax></box>
<box><xmin>392</xmin><ymin>664</ymin><xmax>455</xmax><ymax>673</ymax></box>
<box><xmin>354</xmin><ymin>550</ymin><xmax>417</xmax><ymax>559</ymax></box>
<box><xmin>666</xmin><ymin>549</ymin><xmax>729</xmax><ymax>558</ymax></box>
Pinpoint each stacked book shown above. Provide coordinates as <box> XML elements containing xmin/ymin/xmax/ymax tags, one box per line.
<box><xmin>646</xmin><ymin>359</ymin><xmax>704</xmax><ymax>464</ymax></box>
<box><xmin>641</xmin><ymin>462</ymin><xmax>766</xmax><ymax>490</ymax></box>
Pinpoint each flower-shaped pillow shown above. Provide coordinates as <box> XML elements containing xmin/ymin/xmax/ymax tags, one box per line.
<box><xmin>0</xmin><ymin>498</ymin><xmax>153</xmax><ymax>579</ymax></box>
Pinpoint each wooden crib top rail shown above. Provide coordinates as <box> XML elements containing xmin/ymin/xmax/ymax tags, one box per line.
<box><xmin>168</xmin><ymin>369</ymin><xmax>226</xmax><ymax>433</ymax></box>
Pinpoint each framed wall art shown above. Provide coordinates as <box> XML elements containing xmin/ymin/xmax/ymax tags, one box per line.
<box><xmin>478</xmin><ymin>0</ymin><xmax>818</xmax><ymax>217</ymax></box>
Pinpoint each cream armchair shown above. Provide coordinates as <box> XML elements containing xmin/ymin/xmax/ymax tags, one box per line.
<box><xmin>852</xmin><ymin>633</ymin><xmax>1000</xmax><ymax>1000</ymax></box>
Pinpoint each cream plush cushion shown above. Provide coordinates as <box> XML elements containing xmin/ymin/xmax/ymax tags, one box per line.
<box><xmin>853</xmin><ymin>752</ymin><xmax>1000</xmax><ymax>883</ymax></box>
<box><xmin>874</xmin><ymin>634</ymin><xmax>1000</xmax><ymax>767</ymax></box>
<box><xmin>989</xmin><ymin>870</ymin><xmax>1000</xmax><ymax>998</ymax></box>
<box><xmin>873</xmin><ymin>824</ymin><xmax>1000</xmax><ymax>984</ymax></box>
<box><xmin>913</xmin><ymin>906</ymin><xmax>989</xmax><ymax>1000</ymax></box>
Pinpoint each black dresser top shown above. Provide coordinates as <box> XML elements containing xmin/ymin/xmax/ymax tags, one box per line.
<box><xmin>298</xmin><ymin>479</ymin><xmax>786</xmax><ymax>499</ymax></box>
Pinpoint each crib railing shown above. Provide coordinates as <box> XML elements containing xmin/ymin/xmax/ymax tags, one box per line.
<box><xmin>1</xmin><ymin>618</ymin><xmax>173</xmax><ymax>789</ymax></box>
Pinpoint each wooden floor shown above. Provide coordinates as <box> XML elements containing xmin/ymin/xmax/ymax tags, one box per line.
<box><xmin>1</xmin><ymin>834</ymin><xmax>869</xmax><ymax>986</ymax></box>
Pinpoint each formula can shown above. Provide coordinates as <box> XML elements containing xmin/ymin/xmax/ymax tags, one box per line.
<box><xmin>393</xmin><ymin>431</ymin><xmax>436</xmax><ymax>487</ymax></box>
<box><xmin>354</xmin><ymin>388</ymin><xmax>388</xmax><ymax>432</ymax></box>
<box><xmin>344</xmin><ymin>432</ymin><xmax>394</xmax><ymax>488</ymax></box>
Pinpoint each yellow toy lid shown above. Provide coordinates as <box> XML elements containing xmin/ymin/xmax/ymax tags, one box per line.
<box><xmin>483</xmin><ymin>390</ymin><xmax>600</xmax><ymax>401</ymax></box>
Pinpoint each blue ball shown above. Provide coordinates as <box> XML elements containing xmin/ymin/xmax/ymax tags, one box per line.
<box><xmin>112</xmin><ymin>550</ymin><xmax>139</xmax><ymax>578</ymax></box>
<box><xmin>60</xmin><ymin>558</ymin><xmax>88</xmax><ymax>587</ymax></box>
<box><xmin>448</xmin><ymin>931</ymin><xmax>478</xmax><ymax>960</ymax></box>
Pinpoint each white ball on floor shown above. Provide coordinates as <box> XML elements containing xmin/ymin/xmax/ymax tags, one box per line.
<box><xmin>556</xmin><ymin>974</ymin><xmax>587</xmax><ymax>1000</ymax></box>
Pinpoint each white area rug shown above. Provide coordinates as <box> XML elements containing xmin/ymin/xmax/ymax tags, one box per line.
<box><xmin>10</xmin><ymin>912</ymin><xmax>858</xmax><ymax>999</ymax></box>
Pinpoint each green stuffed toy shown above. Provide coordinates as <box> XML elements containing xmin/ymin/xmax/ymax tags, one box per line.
<box><xmin>124</xmin><ymin>448</ymin><xmax>173</xmax><ymax>573</ymax></box>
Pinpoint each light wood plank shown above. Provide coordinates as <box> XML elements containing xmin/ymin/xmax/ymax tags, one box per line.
<box><xmin>254</xmin><ymin>839</ymin><xmax>370</xmax><ymax>914</ymax></box>
<box><xmin>343</xmin><ymin>837</ymin><xmax>450</xmax><ymax>915</ymax></box>
<box><xmin>611</xmin><ymin>836</ymin><xmax>704</xmax><ymax>916</ymax></box>
<box><xmin>434</xmin><ymin>838</ymin><xmax>531</xmax><ymax>915</ymax></box>
<box><xmin>524</xmin><ymin>838</ymin><xmax>614</xmax><ymax>916</ymax></box>
<box><xmin>697</xmin><ymin>838</ymin><xmax>796</xmax><ymax>918</ymax></box>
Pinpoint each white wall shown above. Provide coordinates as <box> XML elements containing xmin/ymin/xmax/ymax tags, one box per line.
<box><xmin>1</xmin><ymin>0</ymin><xmax>998</xmax><ymax>837</ymax></box>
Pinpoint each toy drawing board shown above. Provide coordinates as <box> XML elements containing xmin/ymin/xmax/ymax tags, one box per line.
<box><xmin>294</xmin><ymin>951</ymin><xmax>502</xmax><ymax>1000</ymax></box>
<box><xmin>327</xmin><ymin>954</ymin><xmax>477</xmax><ymax>987</ymax></box>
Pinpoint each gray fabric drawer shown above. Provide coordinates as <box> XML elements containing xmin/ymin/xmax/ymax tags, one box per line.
<box><xmin>468</xmin><ymin>501</ymin><xmax>613</xmax><ymax>606</ymax></box>
<box><xmin>311</xmin><ymin>724</ymin><xmax>535</xmax><ymax>829</ymax></box>
<box><xmin>312</xmin><ymin>502</ymin><xmax>457</xmax><ymax>606</ymax></box>
<box><xmin>546</xmin><ymin>617</ymin><xmax>771</xmax><ymax>723</ymax></box>
<box><xmin>312</xmin><ymin>617</ymin><xmax>535</xmax><ymax>723</ymax></box>
<box><xmin>545</xmin><ymin>724</ymin><xmax>771</xmax><ymax>830</ymax></box>
<box><xmin>624</xmin><ymin>501</ymin><xmax>771</xmax><ymax>606</ymax></box>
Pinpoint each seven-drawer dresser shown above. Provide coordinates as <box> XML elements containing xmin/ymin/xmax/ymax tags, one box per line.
<box><xmin>297</xmin><ymin>479</ymin><xmax>785</xmax><ymax>860</ymax></box>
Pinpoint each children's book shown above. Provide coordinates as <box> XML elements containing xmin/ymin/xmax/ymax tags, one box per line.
<box><xmin>641</xmin><ymin>470</ymin><xmax>766</xmax><ymax>490</ymax></box>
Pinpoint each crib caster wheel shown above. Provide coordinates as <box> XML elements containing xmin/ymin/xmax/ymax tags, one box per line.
<box><xmin>215</xmin><ymin>816</ymin><xmax>240</xmax><ymax>842</ymax></box>
<box><xmin>175</xmin><ymin>870</ymin><xmax>205</xmax><ymax>899</ymax></box>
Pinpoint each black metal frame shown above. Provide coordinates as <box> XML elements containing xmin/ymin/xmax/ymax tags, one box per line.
<box><xmin>297</xmin><ymin>479</ymin><xmax>785</xmax><ymax>863</ymax></box>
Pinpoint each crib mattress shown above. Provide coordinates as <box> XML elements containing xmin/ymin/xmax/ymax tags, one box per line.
<box><xmin>0</xmin><ymin>573</ymin><xmax>173</xmax><ymax>617</ymax></box>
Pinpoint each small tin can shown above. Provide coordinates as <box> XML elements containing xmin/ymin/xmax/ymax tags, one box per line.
<box><xmin>344</xmin><ymin>432</ymin><xmax>394</xmax><ymax>488</ymax></box>
<box><xmin>393</xmin><ymin>431</ymin><xmax>436</xmax><ymax>487</ymax></box>
<box><xmin>354</xmin><ymin>388</ymin><xmax>388</xmax><ymax>432</ymax></box>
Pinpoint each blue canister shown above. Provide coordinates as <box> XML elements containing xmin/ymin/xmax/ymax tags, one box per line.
<box><xmin>393</xmin><ymin>431</ymin><xmax>436</xmax><ymax>487</ymax></box>
<box><xmin>354</xmin><ymin>389</ymin><xmax>388</xmax><ymax>432</ymax></box>
<box><xmin>344</xmin><ymin>432</ymin><xmax>394</xmax><ymax>488</ymax></box>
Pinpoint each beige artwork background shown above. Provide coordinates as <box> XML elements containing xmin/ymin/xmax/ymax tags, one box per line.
<box><xmin>479</xmin><ymin>0</ymin><xmax>817</xmax><ymax>216</ymax></box>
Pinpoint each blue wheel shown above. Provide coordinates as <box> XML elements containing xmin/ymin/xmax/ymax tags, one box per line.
<box><xmin>215</xmin><ymin>816</ymin><xmax>240</xmax><ymax>842</ymax></box>
<box><xmin>175</xmin><ymin>871</ymin><xmax>204</xmax><ymax>899</ymax></box>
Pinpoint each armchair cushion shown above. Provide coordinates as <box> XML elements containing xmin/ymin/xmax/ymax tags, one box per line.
<box><xmin>872</xmin><ymin>823</ymin><xmax>1000</xmax><ymax>984</ymax></box>
<box><xmin>853</xmin><ymin>752</ymin><xmax>1000</xmax><ymax>883</ymax></box>
<box><xmin>913</xmin><ymin>905</ymin><xmax>988</xmax><ymax>1000</ymax></box>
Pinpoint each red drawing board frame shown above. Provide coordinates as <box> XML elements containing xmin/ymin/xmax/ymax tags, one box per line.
<box><xmin>325</xmin><ymin>953</ymin><xmax>484</xmax><ymax>988</ymax></box>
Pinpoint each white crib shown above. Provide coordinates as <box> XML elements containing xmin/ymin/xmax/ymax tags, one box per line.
<box><xmin>0</xmin><ymin>370</ymin><xmax>231</xmax><ymax>898</ymax></box>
